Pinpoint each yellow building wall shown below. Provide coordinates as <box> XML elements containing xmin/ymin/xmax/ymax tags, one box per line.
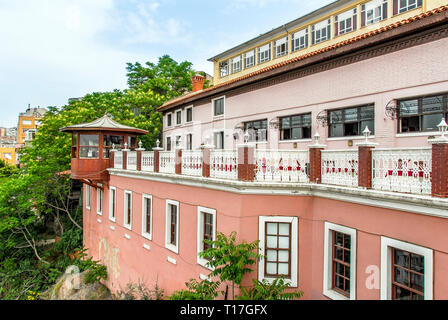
<box><xmin>212</xmin><ymin>0</ymin><xmax>444</xmax><ymax>86</ymax></box>
<box><xmin>17</xmin><ymin>115</ymin><xmax>42</xmax><ymax>144</ymax></box>
<box><xmin>0</xmin><ymin>147</ymin><xmax>16</xmax><ymax>166</ymax></box>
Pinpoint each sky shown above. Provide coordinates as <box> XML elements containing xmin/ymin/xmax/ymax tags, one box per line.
<box><xmin>0</xmin><ymin>0</ymin><xmax>334</xmax><ymax>128</ymax></box>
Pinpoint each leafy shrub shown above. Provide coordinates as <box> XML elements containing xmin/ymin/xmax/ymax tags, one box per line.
<box><xmin>115</xmin><ymin>279</ymin><xmax>164</xmax><ymax>300</ymax></box>
<box><xmin>237</xmin><ymin>278</ymin><xmax>303</xmax><ymax>300</ymax></box>
<box><xmin>170</xmin><ymin>279</ymin><xmax>220</xmax><ymax>300</ymax></box>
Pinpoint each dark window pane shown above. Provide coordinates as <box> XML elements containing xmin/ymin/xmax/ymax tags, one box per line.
<box><xmin>394</xmin><ymin>249</ymin><xmax>410</xmax><ymax>268</ymax></box>
<box><xmin>330</xmin><ymin>110</ymin><xmax>343</xmax><ymax>124</ymax></box>
<box><xmin>401</xmin><ymin>116</ymin><xmax>420</xmax><ymax>132</ymax></box>
<box><xmin>400</xmin><ymin>100</ymin><xmax>419</xmax><ymax>116</ymax></box>
<box><xmin>330</xmin><ymin>124</ymin><xmax>343</xmax><ymax>137</ymax></box>
<box><xmin>423</xmin><ymin>114</ymin><xmax>443</xmax><ymax>131</ymax></box>
<box><xmin>291</xmin><ymin>116</ymin><xmax>301</xmax><ymax>126</ymax></box>
<box><xmin>361</xmin><ymin>120</ymin><xmax>375</xmax><ymax>134</ymax></box>
<box><xmin>335</xmin><ymin>275</ymin><xmax>344</xmax><ymax>291</ymax></box>
<box><xmin>292</xmin><ymin>128</ymin><xmax>302</xmax><ymax>140</ymax></box>
<box><xmin>344</xmin><ymin>123</ymin><xmax>359</xmax><ymax>136</ymax></box>
<box><xmin>303</xmin><ymin>127</ymin><xmax>311</xmax><ymax>139</ymax></box>
<box><xmin>422</xmin><ymin>96</ymin><xmax>443</xmax><ymax>113</ymax></box>
<box><xmin>344</xmin><ymin>249</ymin><xmax>351</xmax><ymax>264</ymax></box>
<box><xmin>343</xmin><ymin>234</ymin><xmax>351</xmax><ymax>249</ymax></box>
<box><xmin>411</xmin><ymin>273</ymin><xmax>424</xmax><ymax>292</ymax></box>
<box><xmin>335</xmin><ymin>247</ymin><xmax>343</xmax><ymax>261</ymax></box>
<box><xmin>281</xmin><ymin>117</ymin><xmax>291</xmax><ymax>129</ymax></box>
<box><xmin>410</xmin><ymin>254</ymin><xmax>424</xmax><ymax>273</ymax></box>
<box><xmin>344</xmin><ymin>108</ymin><xmax>358</xmax><ymax>122</ymax></box>
<box><xmin>394</xmin><ymin>268</ymin><xmax>409</xmax><ymax>286</ymax></box>
<box><xmin>394</xmin><ymin>286</ymin><xmax>411</xmax><ymax>300</ymax></box>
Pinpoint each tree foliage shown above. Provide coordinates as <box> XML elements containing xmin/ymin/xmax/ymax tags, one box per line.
<box><xmin>0</xmin><ymin>55</ymin><xmax>195</xmax><ymax>299</ymax></box>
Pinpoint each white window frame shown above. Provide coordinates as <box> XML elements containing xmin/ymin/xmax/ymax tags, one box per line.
<box><xmin>166</xmin><ymin>112</ymin><xmax>173</xmax><ymax>127</ymax></box>
<box><xmin>219</xmin><ymin>60</ymin><xmax>230</xmax><ymax>78</ymax></box>
<box><xmin>142</xmin><ymin>194</ymin><xmax>153</xmax><ymax>240</ymax></box>
<box><xmin>96</xmin><ymin>185</ymin><xmax>103</xmax><ymax>216</ymax></box>
<box><xmin>244</xmin><ymin>49</ymin><xmax>257</xmax><ymax>69</ymax></box>
<box><xmin>244</xmin><ymin>49</ymin><xmax>256</xmax><ymax>68</ymax></box>
<box><xmin>258</xmin><ymin>43</ymin><xmax>271</xmax><ymax>64</ymax></box>
<box><xmin>380</xmin><ymin>236</ymin><xmax>433</xmax><ymax>300</ymax></box>
<box><xmin>274</xmin><ymin>36</ymin><xmax>288</xmax><ymax>58</ymax></box>
<box><xmin>258</xmin><ymin>216</ymin><xmax>298</xmax><ymax>287</ymax></box>
<box><xmin>197</xmin><ymin>206</ymin><xmax>217</xmax><ymax>269</ymax></box>
<box><xmin>398</xmin><ymin>0</ymin><xmax>420</xmax><ymax>14</ymax></box>
<box><xmin>292</xmin><ymin>29</ymin><xmax>308</xmax><ymax>52</ymax></box>
<box><xmin>165</xmin><ymin>199</ymin><xmax>180</xmax><ymax>254</ymax></box>
<box><xmin>123</xmin><ymin>190</ymin><xmax>133</xmax><ymax>230</ymax></box>
<box><xmin>323</xmin><ymin>222</ymin><xmax>357</xmax><ymax>300</ymax></box>
<box><xmin>85</xmin><ymin>185</ymin><xmax>91</xmax><ymax>210</ymax></box>
<box><xmin>232</xmin><ymin>55</ymin><xmax>242</xmax><ymax>73</ymax></box>
<box><xmin>185</xmin><ymin>133</ymin><xmax>193</xmax><ymax>151</ymax></box>
<box><xmin>336</xmin><ymin>8</ymin><xmax>357</xmax><ymax>35</ymax></box>
<box><xmin>312</xmin><ymin>19</ymin><xmax>331</xmax><ymax>44</ymax></box>
<box><xmin>109</xmin><ymin>186</ymin><xmax>117</xmax><ymax>222</ymax></box>
<box><xmin>175</xmin><ymin>110</ymin><xmax>182</xmax><ymax>126</ymax></box>
<box><xmin>363</xmin><ymin>0</ymin><xmax>387</xmax><ymax>26</ymax></box>
<box><xmin>185</xmin><ymin>105</ymin><xmax>193</xmax><ymax>123</ymax></box>
<box><xmin>22</xmin><ymin>119</ymin><xmax>32</xmax><ymax>125</ymax></box>
<box><xmin>166</xmin><ymin>136</ymin><xmax>172</xmax><ymax>151</ymax></box>
<box><xmin>212</xmin><ymin>96</ymin><xmax>225</xmax><ymax>118</ymax></box>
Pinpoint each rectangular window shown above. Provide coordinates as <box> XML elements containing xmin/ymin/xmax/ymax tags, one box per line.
<box><xmin>142</xmin><ymin>194</ymin><xmax>153</xmax><ymax>240</ymax></box>
<box><xmin>232</xmin><ymin>55</ymin><xmax>242</xmax><ymax>73</ymax></box>
<box><xmin>312</xmin><ymin>19</ymin><xmax>331</xmax><ymax>45</ymax></box>
<box><xmin>109</xmin><ymin>187</ymin><xmax>116</xmax><ymax>222</ymax></box>
<box><xmin>329</xmin><ymin>104</ymin><xmax>375</xmax><ymax>138</ymax></box>
<box><xmin>244</xmin><ymin>119</ymin><xmax>268</xmax><ymax>142</ymax></box>
<box><xmin>175</xmin><ymin>135</ymin><xmax>182</xmax><ymax>149</ymax></box>
<box><xmin>22</xmin><ymin>119</ymin><xmax>32</xmax><ymax>125</ymax></box>
<box><xmin>103</xmin><ymin>135</ymin><xmax>124</xmax><ymax>158</ymax></box>
<box><xmin>398</xmin><ymin>94</ymin><xmax>447</xmax><ymax>133</ymax></box>
<box><xmin>335</xmin><ymin>8</ymin><xmax>357</xmax><ymax>36</ymax></box>
<box><xmin>79</xmin><ymin>134</ymin><xmax>99</xmax><ymax>159</ymax></box>
<box><xmin>165</xmin><ymin>200</ymin><xmax>179</xmax><ymax>254</ymax></box>
<box><xmin>96</xmin><ymin>187</ymin><xmax>103</xmax><ymax>215</ymax></box>
<box><xmin>220</xmin><ymin>60</ymin><xmax>229</xmax><ymax>77</ymax></box>
<box><xmin>176</xmin><ymin>110</ymin><xmax>182</xmax><ymax>125</ymax></box>
<box><xmin>381</xmin><ymin>236</ymin><xmax>433</xmax><ymax>300</ymax></box>
<box><xmin>291</xmin><ymin>29</ymin><xmax>308</xmax><ymax>52</ymax></box>
<box><xmin>86</xmin><ymin>185</ymin><xmax>91</xmax><ymax>210</ymax></box>
<box><xmin>362</xmin><ymin>0</ymin><xmax>388</xmax><ymax>27</ymax></box>
<box><xmin>197</xmin><ymin>207</ymin><xmax>216</xmax><ymax>268</ymax></box>
<box><xmin>323</xmin><ymin>222</ymin><xmax>357</xmax><ymax>300</ymax></box>
<box><xmin>245</xmin><ymin>50</ymin><xmax>256</xmax><ymax>68</ymax></box>
<box><xmin>124</xmin><ymin>191</ymin><xmax>132</xmax><ymax>230</ymax></box>
<box><xmin>258</xmin><ymin>216</ymin><xmax>298</xmax><ymax>287</ymax></box>
<box><xmin>166</xmin><ymin>137</ymin><xmax>172</xmax><ymax>151</ymax></box>
<box><xmin>280</xmin><ymin>113</ymin><xmax>312</xmax><ymax>141</ymax></box>
<box><xmin>186</xmin><ymin>133</ymin><xmax>193</xmax><ymax>151</ymax></box>
<box><xmin>186</xmin><ymin>107</ymin><xmax>193</xmax><ymax>123</ymax></box>
<box><xmin>167</xmin><ymin>113</ymin><xmax>172</xmax><ymax>127</ymax></box>
<box><xmin>274</xmin><ymin>36</ymin><xmax>288</xmax><ymax>58</ymax></box>
<box><xmin>258</xmin><ymin>43</ymin><xmax>271</xmax><ymax>64</ymax></box>
<box><xmin>213</xmin><ymin>97</ymin><xmax>225</xmax><ymax>117</ymax></box>
<box><xmin>396</xmin><ymin>0</ymin><xmax>422</xmax><ymax>14</ymax></box>
<box><xmin>214</xmin><ymin>131</ymin><xmax>224</xmax><ymax>150</ymax></box>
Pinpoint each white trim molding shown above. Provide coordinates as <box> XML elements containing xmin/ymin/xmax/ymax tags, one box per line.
<box><xmin>165</xmin><ymin>199</ymin><xmax>180</xmax><ymax>254</ymax></box>
<box><xmin>211</xmin><ymin>96</ymin><xmax>226</xmax><ymax>119</ymax></box>
<box><xmin>142</xmin><ymin>194</ymin><xmax>153</xmax><ymax>241</ymax></box>
<box><xmin>109</xmin><ymin>186</ymin><xmax>117</xmax><ymax>222</ymax></box>
<box><xmin>380</xmin><ymin>236</ymin><xmax>433</xmax><ymax>300</ymax></box>
<box><xmin>258</xmin><ymin>216</ymin><xmax>298</xmax><ymax>287</ymax></box>
<box><xmin>85</xmin><ymin>184</ymin><xmax>91</xmax><ymax>210</ymax></box>
<box><xmin>323</xmin><ymin>222</ymin><xmax>357</xmax><ymax>300</ymax></box>
<box><xmin>123</xmin><ymin>190</ymin><xmax>133</xmax><ymax>230</ymax></box>
<box><xmin>96</xmin><ymin>185</ymin><xmax>103</xmax><ymax>216</ymax></box>
<box><xmin>197</xmin><ymin>206</ymin><xmax>217</xmax><ymax>269</ymax></box>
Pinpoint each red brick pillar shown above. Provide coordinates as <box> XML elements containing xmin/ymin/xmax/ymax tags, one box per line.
<box><xmin>238</xmin><ymin>144</ymin><xmax>255</xmax><ymax>182</ymax></box>
<box><xmin>122</xmin><ymin>150</ymin><xmax>128</xmax><ymax>170</ymax></box>
<box><xmin>175</xmin><ymin>148</ymin><xmax>182</xmax><ymax>175</ymax></box>
<box><xmin>357</xmin><ymin>142</ymin><xmax>377</xmax><ymax>189</ymax></box>
<box><xmin>153</xmin><ymin>148</ymin><xmax>162</xmax><ymax>173</ymax></box>
<box><xmin>309</xmin><ymin>146</ymin><xmax>324</xmax><ymax>184</ymax></box>
<box><xmin>136</xmin><ymin>149</ymin><xmax>144</xmax><ymax>171</ymax></box>
<box><xmin>109</xmin><ymin>150</ymin><xmax>115</xmax><ymax>169</ymax></box>
<box><xmin>430</xmin><ymin>141</ymin><xmax>448</xmax><ymax>198</ymax></box>
<box><xmin>202</xmin><ymin>146</ymin><xmax>212</xmax><ymax>178</ymax></box>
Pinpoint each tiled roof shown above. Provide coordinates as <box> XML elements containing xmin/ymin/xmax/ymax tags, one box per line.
<box><xmin>159</xmin><ymin>5</ymin><xmax>448</xmax><ymax>112</ymax></box>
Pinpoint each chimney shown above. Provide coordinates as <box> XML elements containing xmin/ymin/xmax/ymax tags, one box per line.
<box><xmin>191</xmin><ymin>73</ymin><xmax>205</xmax><ymax>92</ymax></box>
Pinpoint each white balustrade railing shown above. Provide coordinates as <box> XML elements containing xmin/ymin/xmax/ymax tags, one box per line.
<box><xmin>372</xmin><ymin>147</ymin><xmax>432</xmax><ymax>194</ymax></box>
<box><xmin>210</xmin><ymin>150</ymin><xmax>238</xmax><ymax>180</ymax></box>
<box><xmin>114</xmin><ymin>151</ymin><xmax>123</xmax><ymax>169</ymax></box>
<box><xmin>159</xmin><ymin>151</ymin><xmax>176</xmax><ymax>174</ymax></box>
<box><xmin>141</xmin><ymin>151</ymin><xmax>155</xmax><ymax>172</ymax></box>
<box><xmin>127</xmin><ymin>151</ymin><xmax>137</xmax><ymax>170</ymax></box>
<box><xmin>321</xmin><ymin>150</ymin><xmax>359</xmax><ymax>187</ymax></box>
<box><xmin>182</xmin><ymin>150</ymin><xmax>203</xmax><ymax>177</ymax></box>
<box><xmin>255</xmin><ymin>150</ymin><xmax>309</xmax><ymax>183</ymax></box>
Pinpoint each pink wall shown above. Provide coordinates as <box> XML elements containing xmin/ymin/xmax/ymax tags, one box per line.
<box><xmin>163</xmin><ymin>37</ymin><xmax>448</xmax><ymax>151</ymax></box>
<box><xmin>83</xmin><ymin>175</ymin><xmax>448</xmax><ymax>299</ymax></box>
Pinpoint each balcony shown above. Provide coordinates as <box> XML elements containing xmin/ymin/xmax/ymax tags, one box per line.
<box><xmin>108</xmin><ymin>125</ymin><xmax>448</xmax><ymax>200</ymax></box>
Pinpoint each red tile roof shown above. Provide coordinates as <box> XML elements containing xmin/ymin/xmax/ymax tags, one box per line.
<box><xmin>159</xmin><ymin>5</ymin><xmax>448</xmax><ymax>112</ymax></box>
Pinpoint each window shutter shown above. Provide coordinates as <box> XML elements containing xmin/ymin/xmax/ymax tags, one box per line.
<box><xmin>334</xmin><ymin>16</ymin><xmax>339</xmax><ymax>37</ymax></box>
<box><xmin>311</xmin><ymin>27</ymin><xmax>315</xmax><ymax>45</ymax></box>
<box><xmin>417</xmin><ymin>0</ymin><xmax>422</xmax><ymax>7</ymax></box>
<box><xmin>383</xmin><ymin>1</ymin><xmax>388</xmax><ymax>19</ymax></box>
<box><xmin>361</xmin><ymin>5</ymin><xmax>366</xmax><ymax>27</ymax></box>
<box><xmin>353</xmin><ymin>12</ymin><xmax>357</xmax><ymax>30</ymax></box>
<box><xmin>393</xmin><ymin>0</ymin><xmax>398</xmax><ymax>15</ymax></box>
<box><xmin>305</xmin><ymin>33</ymin><xmax>309</xmax><ymax>48</ymax></box>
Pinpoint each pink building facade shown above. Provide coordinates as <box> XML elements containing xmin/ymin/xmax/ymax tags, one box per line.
<box><xmin>73</xmin><ymin>5</ymin><xmax>448</xmax><ymax>300</ymax></box>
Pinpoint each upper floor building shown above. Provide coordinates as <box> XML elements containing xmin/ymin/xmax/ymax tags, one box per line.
<box><xmin>17</xmin><ymin>105</ymin><xmax>47</xmax><ymax>144</ymax></box>
<box><xmin>209</xmin><ymin>0</ymin><xmax>446</xmax><ymax>86</ymax></box>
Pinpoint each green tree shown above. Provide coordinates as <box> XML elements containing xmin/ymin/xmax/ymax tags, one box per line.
<box><xmin>237</xmin><ymin>278</ymin><xmax>303</xmax><ymax>300</ymax></box>
<box><xmin>170</xmin><ymin>279</ymin><xmax>221</xmax><ymax>300</ymax></box>
<box><xmin>0</xmin><ymin>55</ymin><xmax>195</xmax><ymax>299</ymax></box>
<box><xmin>199</xmin><ymin>231</ymin><xmax>262</xmax><ymax>300</ymax></box>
